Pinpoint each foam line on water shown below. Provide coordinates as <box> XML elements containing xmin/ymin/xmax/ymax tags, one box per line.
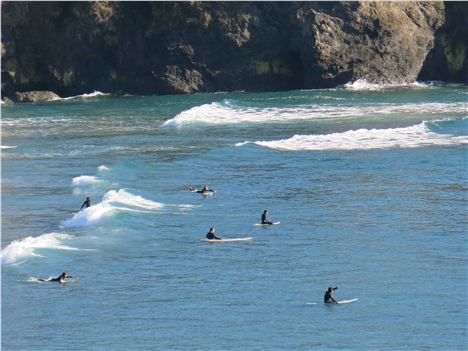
<box><xmin>162</xmin><ymin>100</ymin><xmax>467</xmax><ymax>128</ymax></box>
<box><xmin>1</xmin><ymin>233</ymin><xmax>81</xmax><ymax>266</ymax></box>
<box><xmin>63</xmin><ymin>189</ymin><xmax>165</xmax><ymax>227</ymax></box>
<box><xmin>237</xmin><ymin>121</ymin><xmax>468</xmax><ymax>151</ymax></box>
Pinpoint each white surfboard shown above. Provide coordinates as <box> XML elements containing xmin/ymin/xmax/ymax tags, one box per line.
<box><xmin>308</xmin><ymin>298</ymin><xmax>358</xmax><ymax>305</ymax></box>
<box><xmin>253</xmin><ymin>221</ymin><xmax>280</xmax><ymax>226</ymax></box>
<box><xmin>201</xmin><ymin>237</ymin><xmax>253</xmax><ymax>243</ymax></box>
<box><xmin>189</xmin><ymin>189</ymin><xmax>215</xmax><ymax>195</ymax></box>
<box><xmin>337</xmin><ymin>298</ymin><xmax>358</xmax><ymax>304</ymax></box>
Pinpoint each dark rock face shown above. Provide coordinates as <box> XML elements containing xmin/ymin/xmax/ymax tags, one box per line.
<box><xmin>419</xmin><ymin>2</ymin><xmax>468</xmax><ymax>83</ymax></box>
<box><xmin>14</xmin><ymin>90</ymin><xmax>60</xmax><ymax>102</ymax></box>
<box><xmin>0</xmin><ymin>1</ymin><xmax>454</xmax><ymax>98</ymax></box>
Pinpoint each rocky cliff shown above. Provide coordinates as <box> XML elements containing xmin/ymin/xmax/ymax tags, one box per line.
<box><xmin>1</xmin><ymin>1</ymin><xmax>464</xmax><ymax>99</ymax></box>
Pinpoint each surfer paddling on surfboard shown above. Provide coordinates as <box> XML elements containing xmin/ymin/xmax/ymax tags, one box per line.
<box><xmin>188</xmin><ymin>185</ymin><xmax>215</xmax><ymax>194</ymax></box>
<box><xmin>79</xmin><ymin>196</ymin><xmax>92</xmax><ymax>211</ymax></box>
<box><xmin>261</xmin><ymin>210</ymin><xmax>274</xmax><ymax>225</ymax></box>
<box><xmin>324</xmin><ymin>287</ymin><xmax>338</xmax><ymax>304</ymax></box>
<box><xmin>206</xmin><ymin>227</ymin><xmax>221</xmax><ymax>240</ymax></box>
<box><xmin>38</xmin><ymin>272</ymin><xmax>72</xmax><ymax>283</ymax></box>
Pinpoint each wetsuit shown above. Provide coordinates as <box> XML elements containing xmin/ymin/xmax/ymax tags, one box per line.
<box><xmin>206</xmin><ymin>231</ymin><xmax>221</xmax><ymax>240</ymax></box>
<box><xmin>261</xmin><ymin>213</ymin><xmax>273</xmax><ymax>225</ymax></box>
<box><xmin>324</xmin><ymin>288</ymin><xmax>338</xmax><ymax>303</ymax></box>
<box><xmin>80</xmin><ymin>198</ymin><xmax>91</xmax><ymax>210</ymax></box>
<box><xmin>41</xmin><ymin>274</ymin><xmax>71</xmax><ymax>283</ymax></box>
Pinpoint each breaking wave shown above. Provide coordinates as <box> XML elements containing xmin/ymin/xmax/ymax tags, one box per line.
<box><xmin>162</xmin><ymin>99</ymin><xmax>467</xmax><ymax>128</ymax></box>
<box><xmin>1</xmin><ymin>233</ymin><xmax>81</xmax><ymax>266</ymax></box>
<box><xmin>97</xmin><ymin>165</ymin><xmax>111</xmax><ymax>172</ymax></box>
<box><xmin>237</xmin><ymin>120</ymin><xmax>468</xmax><ymax>151</ymax></box>
<box><xmin>72</xmin><ymin>175</ymin><xmax>101</xmax><ymax>186</ymax></box>
<box><xmin>52</xmin><ymin>91</ymin><xmax>110</xmax><ymax>101</ymax></box>
<box><xmin>63</xmin><ymin>189</ymin><xmax>165</xmax><ymax>227</ymax></box>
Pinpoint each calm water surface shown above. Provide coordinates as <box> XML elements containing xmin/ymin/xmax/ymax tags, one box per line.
<box><xmin>2</xmin><ymin>83</ymin><xmax>467</xmax><ymax>350</ymax></box>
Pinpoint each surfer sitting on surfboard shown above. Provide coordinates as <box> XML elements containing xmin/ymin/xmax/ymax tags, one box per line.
<box><xmin>39</xmin><ymin>272</ymin><xmax>72</xmax><ymax>283</ymax></box>
<box><xmin>324</xmin><ymin>287</ymin><xmax>338</xmax><ymax>303</ymax></box>
<box><xmin>261</xmin><ymin>210</ymin><xmax>273</xmax><ymax>225</ymax></box>
<box><xmin>206</xmin><ymin>227</ymin><xmax>221</xmax><ymax>240</ymax></box>
<box><xmin>79</xmin><ymin>196</ymin><xmax>92</xmax><ymax>211</ymax></box>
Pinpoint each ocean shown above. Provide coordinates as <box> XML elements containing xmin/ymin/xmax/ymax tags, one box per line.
<box><xmin>2</xmin><ymin>81</ymin><xmax>467</xmax><ymax>350</ymax></box>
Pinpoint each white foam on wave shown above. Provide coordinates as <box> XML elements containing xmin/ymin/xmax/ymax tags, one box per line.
<box><xmin>52</xmin><ymin>91</ymin><xmax>110</xmax><ymax>101</ymax></box>
<box><xmin>162</xmin><ymin>99</ymin><xmax>468</xmax><ymax>128</ymax></box>
<box><xmin>72</xmin><ymin>175</ymin><xmax>101</xmax><ymax>186</ymax></box>
<box><xmin>97</xmin><ymin>165</ymin><xmax>111</xmax><ymax>172</ymax></box>
<box><xmin>1</xmin><ymin>145</ymin><xmax>16</xmax><ymax>150</ymax></box>
<box><xmin>63</xmin><ymin>189</ymin><xmax>165</xmax><ymax>227</ymax></box>
<box><xmin>342</xmin><ymin>79</ymin><xmax>432</xmax><ymax>91</ymax></box>
<box><xmin>1</xmin><ymin>233</ymin><xmax>80</xmax><ymax>265</ymax></box>
<box><xmin>238</xmin><ymin>122</ymin><xmax>468</xmax><ymax>151</ymax></box>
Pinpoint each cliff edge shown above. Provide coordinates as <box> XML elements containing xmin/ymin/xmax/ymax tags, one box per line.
<box><xmin>1</xmin><ymin>1</ymin><xmax>462</xmax><ymax>98</ymax></box>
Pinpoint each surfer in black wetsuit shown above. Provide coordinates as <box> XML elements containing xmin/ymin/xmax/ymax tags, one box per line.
<box><xmin>39</xmin><ymin>272</ymin><xmax>72</xmax><ymax>283</ymax></box>
<box><xmin>324</xmin><ymin>287</ymin><xmax>338</xmax><ymax>303</ymax></box>
<box><xmin>199</xmin><ymin>185</ymin><xmax>213</xmax><ymax>194</ymax></box>
<box><xmin>206</xmin><ymin>227</ymin><xmax>221</xmax><ymax>240</ymax></box>
<box><xmin>79</xmin><ymin>196</ymin><xmax>92</xmax><ymax>211</ymax></box>
<box><xmin>261</xmin><ymin>210</ymin><xmax>273</xmax><ymax>225</ymax></box>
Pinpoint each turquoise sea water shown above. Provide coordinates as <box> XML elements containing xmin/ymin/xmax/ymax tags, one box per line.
<box><xmin>2</xmin><ymin>83</ymin><xmax>467</xmax><ymax>350</ymax></box>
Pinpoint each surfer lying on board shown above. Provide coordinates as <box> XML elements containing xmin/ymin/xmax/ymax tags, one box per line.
<box><xmin>39</xmin><ymin>272</ymin><xmax>72</xmax><ymax>283</ymax></box>
<box><xmin>206</xmin><ymin>227</ymin><xmax>221</xmax><ymax>240</ymax></box>
<box><xmin>79</xmin><ymin>196</ymin><xmax>92</xmax><ymax>211</ymax></box>
<box><xmin>261</xmin><ymin>210</ymin><xmax>273</xmax><ymax>225</ymax></box>
<box><xmin>324</xmin><ymin>287</ymin><xmax>338</xmax><ymax>303</ymax></box>
<box><xmin>188</xmin><ymin>186</ymin><xmax>214</xmax><ymax>193</ymax></box>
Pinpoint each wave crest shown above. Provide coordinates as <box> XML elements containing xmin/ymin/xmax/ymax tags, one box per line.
<box><xmin>238</xmin><ymin>121</ymin><xmax>468</xmax><ymax>151</ymax></box>
<box><xmin>72</xmin><ymin>175</ymin><xmax>101</xmax><ymax>186</ymax></box>
<box><xmin>162</xmin><ymin>99</ymin><xmax>468</xmax><ymax>128</ymax></box>
<box><xmin>63</xmin><ymin>189</ymin><xmax>165</xmax><ymax>227</ymax></box>
<box><xmin>52</xmin><ymin>91</ymin><xmax>110</xmax><ymax>101</ymax></box>
<box><xmin>1</xmin><ymin>233</ymin><xmax>78</xmax><ymax>265</ymax></box>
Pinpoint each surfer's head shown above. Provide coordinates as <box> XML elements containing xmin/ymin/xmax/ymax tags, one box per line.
<box><xmin>328</xmin><ymin>287</ymin><xmax>333</xmax><ymax>292</ymax></box>
<box><xmin>263</xmin><ymin>210</ymin><xmax>268</xmax><ymax>214</ymax></box>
